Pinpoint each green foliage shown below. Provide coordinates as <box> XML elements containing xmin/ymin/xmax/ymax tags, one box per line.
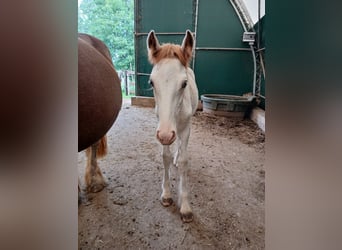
<box><xmin>78</xmin><ymin>0</ymin><xmax>134</xmax><ymax>70</ymax></box>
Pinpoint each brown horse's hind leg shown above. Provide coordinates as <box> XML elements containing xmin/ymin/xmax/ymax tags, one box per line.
<box><xmin>85</xmin><ymin>138</ymin><xmax>107</xmax><ymax>193</ymax></box>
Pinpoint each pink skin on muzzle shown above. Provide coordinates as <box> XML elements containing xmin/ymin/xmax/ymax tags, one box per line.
<box><xmin>156</xmin><ymin>129</ymin><xmax>176</xmax><ymax>145</ymax></box>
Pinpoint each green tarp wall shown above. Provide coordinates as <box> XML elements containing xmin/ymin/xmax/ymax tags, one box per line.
<box><xmin>135</xmin><ymin>0</ymin><xmax>263</xmax><ymax>107</ymax></box>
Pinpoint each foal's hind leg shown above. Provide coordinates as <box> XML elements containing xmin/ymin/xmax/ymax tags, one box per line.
<box><xmin>161</xmin><ymin>145</ymin><xmax>173</xmax><ymax>206</ymax></box>
<box><xmin>85</xmin><ymin>141</ymin><xmax>107</xmax><ymax>193</ymax></box>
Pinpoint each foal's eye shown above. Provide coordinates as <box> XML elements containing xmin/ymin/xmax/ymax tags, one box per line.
<box><xmin>149</xmin><ymin>80</ymin><xmax>154</xmax><ymax>87</ymax></box>
<box><xmin>181</xmin><ymin>80</ymin><xmax>187</xmax><ymax>89</ymax></box>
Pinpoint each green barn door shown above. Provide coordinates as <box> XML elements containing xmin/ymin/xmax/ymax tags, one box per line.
<box><xmin>135</xmin><ymin>0</ymin><xmax>258</xmax><ymax>100</ymax></box>
<box><xmin>134</xmin><ymin>0</ymin><xmax>195</xmax><ymax>97</ymax></box>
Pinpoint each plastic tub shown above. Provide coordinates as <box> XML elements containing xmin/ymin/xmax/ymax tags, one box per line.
<box><xmin>201</xmin><ymin>94</ymin><xmax>255</xmax><ymax>117</ymax></box>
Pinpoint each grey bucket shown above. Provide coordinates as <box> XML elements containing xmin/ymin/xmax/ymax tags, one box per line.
<box><xmin>201</xmin><ymin>94</ymin><xmax>255</xmax><ymax>117</ymax></box>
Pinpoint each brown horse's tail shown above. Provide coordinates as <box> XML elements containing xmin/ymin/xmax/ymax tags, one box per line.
<box><xmin>85</xmin><ymin>135</ymin><xmax>108</xmax><ymax>159</ymax></box>
<box><xmin>97</xmin><ymin>135</ymin><xmax>108</xmax><ymax>158</ymax></box>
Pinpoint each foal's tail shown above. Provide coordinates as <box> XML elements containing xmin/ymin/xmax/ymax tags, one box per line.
<box><xmin>85</xmin><ymin>135</ymin><xmax>108</xmax><ymax>159</ymax></box>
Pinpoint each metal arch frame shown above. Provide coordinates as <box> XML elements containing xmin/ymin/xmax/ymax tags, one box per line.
<box><xmin>229</xmin><ymin>0</ymin><xmax>265</xmax><ymax>101</ymax></box>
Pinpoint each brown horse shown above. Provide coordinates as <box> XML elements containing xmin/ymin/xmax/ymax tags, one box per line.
<box><xmin>78</xmin><ymin>33</ymin><xmax>122</xmax><ymax>193</ymax></box>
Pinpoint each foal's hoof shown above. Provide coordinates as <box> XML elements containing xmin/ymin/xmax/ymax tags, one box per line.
<box><xmin>87</xmin><ymin>183</ymin><xmax>107</xmax><ymax>193</ymax></box>
<box><xmin>161</xmin><ymin>197</ymin><xmax>173</xmax><ymax>207</ymax></box>
<box><xmin>180</xmin><ymin>212</ymin><xmax>194</xmax><ymax>223</ymax></box>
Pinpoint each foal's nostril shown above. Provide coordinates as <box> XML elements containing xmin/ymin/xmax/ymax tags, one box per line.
<box><xmin>156</xmin><ymin>130</ymin><xmax>164</xmax><ymax>143</ymax></box>
<box><xmin>170</xmin><ymin>130</ymin><xmax>176</xmax><ymax>142</ymax></box>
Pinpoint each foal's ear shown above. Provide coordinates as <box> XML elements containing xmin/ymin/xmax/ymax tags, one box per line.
<box><xmin>181</xmin><ymin>30</ymin><xmax>194</xmax><ymax>63</ymax></box>
<box><xmin>147</xmin><ymin>30</ymin><xmax>160</xmax><ymax>64</ymax></box>
<box><xmin>147</xmin><ymin>30</ymin><xmax>160</xmax><ymax>53</ymax></box>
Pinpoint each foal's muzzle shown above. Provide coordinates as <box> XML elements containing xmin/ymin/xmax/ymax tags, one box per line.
<box><xmin>156</xmin><ymin>130</ymin><xmax>176</xmax><ymax>145</ymax></box>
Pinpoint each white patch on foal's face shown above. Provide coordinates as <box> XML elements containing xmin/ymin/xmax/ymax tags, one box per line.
<box><xmin>149</xmin><ymin>59</ymin><xmax>188</xmax><ymax>145</ymax></box>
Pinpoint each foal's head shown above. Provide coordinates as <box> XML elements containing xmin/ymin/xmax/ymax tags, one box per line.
<box><xmin>147</xmin><ymin>30</ymin><xmax>194</xmax><ymax>145</ymax></box>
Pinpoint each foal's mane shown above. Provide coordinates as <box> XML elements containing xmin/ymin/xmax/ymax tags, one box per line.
<box><xmin>148</xmin><ymin>43</ymin><xmax>189</xmax><ymax>67</ymax></box>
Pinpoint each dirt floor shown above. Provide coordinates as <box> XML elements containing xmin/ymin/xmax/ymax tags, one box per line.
<box><xmin>78</xmin><ymin>99</ymin><xmax>265</xmax><ymax>249</ymax></box>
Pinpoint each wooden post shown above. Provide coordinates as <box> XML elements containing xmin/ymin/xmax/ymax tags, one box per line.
<box><xmin>124</xmin><ymin>70</ymin><xmax>128</xmax><ymax>96</ymax></box>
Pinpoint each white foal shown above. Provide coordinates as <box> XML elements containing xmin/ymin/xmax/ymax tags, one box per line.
<box><xmin>147</xmin><ymin>30</ymin><xmax>199</xmax><ymax>222</ymax></box>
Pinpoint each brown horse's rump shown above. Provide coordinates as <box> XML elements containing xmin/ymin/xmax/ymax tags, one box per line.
<box><xmin>78</xmin><ymin>34</ymin><xmax>122</xmax><ymax>151</ymax></box>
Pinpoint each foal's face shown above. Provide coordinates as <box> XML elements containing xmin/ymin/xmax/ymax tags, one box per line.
<box><xmin>149</xmin><ymin>59</ymin><xmax>188</xmax><ymax>145</ymax></box>
<box><xmin>147</xmin><ymin>30</ymin><xmax>194</xmax><ymax>145</ymax></box>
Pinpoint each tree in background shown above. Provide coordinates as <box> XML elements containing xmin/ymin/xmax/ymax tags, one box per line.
<box><xmin>78</xmin><ymin>0</ymin><xmax>134</xmax><ymax>71</ymax></box>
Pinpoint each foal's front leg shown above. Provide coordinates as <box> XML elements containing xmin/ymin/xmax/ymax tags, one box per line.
<box><xmin>177</xmin><ymin>127</ymin><xmax>193</xmax><ymax>222</ymax></box>
<box><xmin>161</xmin><ymin>145</ymin><xmax>173</xmax><ymax>206</ymax></box>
